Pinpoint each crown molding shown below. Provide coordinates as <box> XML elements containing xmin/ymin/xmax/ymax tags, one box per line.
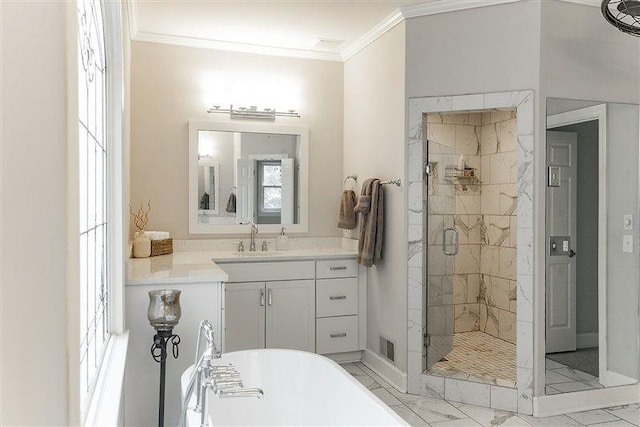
<box><xmin>556</xmin><ymin>0</ymin><xmax>600</xmax><ymax>7</ymax></box>
<box><xmin>125</xmin><ymin>0</ymin><xmax>601</xmax><ymax>64</ymax></box>
<box><xmin>132</xmin><ymin>31</ymin><xmax>343</xmax><ymax>62</ymax></box>
<box><xmin>340</xmin><ymin>10</ymin><xmax>404</xmax><ymax>62</ymax></box>
<box><xmin>400</xmin><ymin>0</ymin><xmax>523</xmax><ymax>19</ymax></box>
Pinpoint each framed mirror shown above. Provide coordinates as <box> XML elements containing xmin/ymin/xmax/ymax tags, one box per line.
<box><xmin>544</xmin><ymin>98</ymin><xmax>640</xmax><ymax>395</ymax></box>
<box><xmin>188</xmin><ymin>120</ymin><xmax>309</xmax><ymax>234</ymax></box>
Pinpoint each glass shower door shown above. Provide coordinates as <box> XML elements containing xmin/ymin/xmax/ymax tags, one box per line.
<box><xmin>425</xmin><ymin>139</ymin><xmax>457</xmax><ymax>370</ymax></box>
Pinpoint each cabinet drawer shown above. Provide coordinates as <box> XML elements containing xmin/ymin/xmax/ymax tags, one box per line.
<box><xmin>316</xmin><ymin>259</ymin><xmax>357</xmax><ymax>279</ymax></box>
<box><xmin>220</xmin><ymin>261</ymin><xmax>315</xmax><ymax>282</ymax></box>
<box><xmin>316</xmin><ymin>278</ymin><xmax>358</xmax><ymax>317</ymax></box>
<box><xmin>316</xmin><ymin>316</ymin><xmax>359</xmax><ymax>354</ymax></box>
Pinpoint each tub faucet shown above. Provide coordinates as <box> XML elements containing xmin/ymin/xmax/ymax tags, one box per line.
<box><xmin>249</xmin><ymin>222</ymin><xmax>258</xmax><ymax>251</ymax></box>
<box><xmin>179</xmin><ymin>320</ymin><xmax>263</xmax><ymax>427</ymax></box>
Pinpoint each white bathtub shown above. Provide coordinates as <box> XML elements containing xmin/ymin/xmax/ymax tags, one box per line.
<box><xmin>181</xmin><ymin>349</ymin><xmax>408</xmax><ymax>426</ymax></box>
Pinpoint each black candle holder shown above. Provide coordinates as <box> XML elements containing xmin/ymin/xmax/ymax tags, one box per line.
<box><xmin>150</xmin><ymin>330</ymin><xmax>180</xmax><ymax>427</ymax></box>
<box><xmin>148</xmin><ymin>289</ymin><xmax>182</xmax><ymax>427</ymax></box>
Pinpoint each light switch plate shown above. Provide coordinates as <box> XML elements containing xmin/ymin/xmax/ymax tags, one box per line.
<box><xmin>623</xmin><ymin>235</ymin><xmax>634</xmax><ymax>253</ymax></box>
<box><xmin>624</xmin><ymin>214</ymin><xmax>634</xmax><ymax>231</ymax></box>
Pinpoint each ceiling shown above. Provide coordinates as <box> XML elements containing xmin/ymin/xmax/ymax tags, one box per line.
<box><xmin>129</xmin><ymin>0</ymin><xmax>422</xmax><ymax>61</ymax></box>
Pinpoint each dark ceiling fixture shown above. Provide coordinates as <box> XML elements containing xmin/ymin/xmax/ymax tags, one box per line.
<box><xmin>602</xmin><ymin>0</ymin><xmax>640</xmax><ymax>36</ymax></box>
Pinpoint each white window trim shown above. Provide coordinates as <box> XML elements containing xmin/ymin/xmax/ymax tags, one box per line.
<box><xmin>81</xmin><ymin>1</ymin><xmax>128</xmax><ymax>425</ymax></box>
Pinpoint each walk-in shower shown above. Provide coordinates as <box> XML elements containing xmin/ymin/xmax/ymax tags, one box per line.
<box><xmin>425</xmin><ymin>110</ymin><xmax>518</xmax><ymax>387</ymax></box>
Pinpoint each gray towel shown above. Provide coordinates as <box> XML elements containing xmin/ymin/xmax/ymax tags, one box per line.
<box><xmin>357</xmin><ymin>178</ymin><xmax>384</xmax><ymax>267</ymax></box>
<box><xmin>337</xmin><ymin>190</ymin><xmax>357</xmax><ymax>230</ymax></box>
<box><xmin>225</xmin><ymin>192</ymin><xmax>236</xmax><ymax>213</ymax></box>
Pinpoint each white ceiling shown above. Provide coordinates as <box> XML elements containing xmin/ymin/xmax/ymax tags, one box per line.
<box><xmin>129</xmin><ymin>1</ymin><xmax>422</xmax><ymax>61</ymax></box>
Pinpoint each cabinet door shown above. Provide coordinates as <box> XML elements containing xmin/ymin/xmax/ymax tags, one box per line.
<box><xmin>266</xmin><ymin>280</ymin><xmax>315</xmax><ymax>352</ymax></box>
<box><xmin>225</xmin><ymin>282</ymin><xmax>265</xmax><ymax>352</ymax></box>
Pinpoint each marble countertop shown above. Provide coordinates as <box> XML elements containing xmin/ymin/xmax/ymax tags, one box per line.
<box><xmin>126</xmin><ymin>247</ymin><xmax>357</xmax><ymax>285</ymax></box>
<box><xmin>211</xmin><ymin>248</ymin><xmax>357</xmax><ymax>263</ymax></box>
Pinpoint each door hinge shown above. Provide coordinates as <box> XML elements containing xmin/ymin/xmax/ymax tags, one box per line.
<box><xmin>425</xmin><ymin>333</ymin><xmax>431</xmax><ymax>347</ymax></box>
<box><xmin>424</xmin><ymin>161</ymin><xmax>432</xmax><ymax>176</ymax></box>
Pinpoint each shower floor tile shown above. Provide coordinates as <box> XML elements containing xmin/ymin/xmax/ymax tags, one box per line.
<box><xmin>428</xmin><ymin>331</ymin><xmax>517</xmax><ymax>386</ymax></box>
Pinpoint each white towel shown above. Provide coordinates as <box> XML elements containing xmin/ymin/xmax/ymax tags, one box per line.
<box><xmin>144</xmin><ymin>231</ymin><xmax>170</xmax><ymax>241</ymax></box>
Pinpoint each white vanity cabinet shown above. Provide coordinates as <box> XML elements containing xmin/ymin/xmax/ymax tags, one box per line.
<box><xmin>220</xmin><ymin>256</ymin><xmax>366</xmax><ymax>360</ymax></box>
<box><xmin>221</xmin><ymin>260</ymin><xmax>316</xmax><ymax>353</ymax></box>
<box><xmin>225</xmin><ymin>280</ymin><xmax>315</xmax><ymax>352</ymax></box>
<box><xmin>315</xmin><ymin>259</ymin><xmax>360</xmax><ymax>355</ymax></box>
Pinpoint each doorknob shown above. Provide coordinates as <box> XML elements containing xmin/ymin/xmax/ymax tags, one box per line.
<box><xmin>568</xmin><ymin>249</ymin><xmax>576</xmax><ymax>258</ymax></box>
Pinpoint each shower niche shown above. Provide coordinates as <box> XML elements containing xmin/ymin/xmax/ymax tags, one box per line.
<box><xmin>425</xmin><ymin>110</ymin><xmax>518</xmax><ymax>388</ymax></box>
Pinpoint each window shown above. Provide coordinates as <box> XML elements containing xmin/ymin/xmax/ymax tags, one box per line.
<box><xmin>78</xmin><ymin>0</ymin><xmax>109</xmax><ymax>411</ymax></box>
<box><xmin>258</xmin><ymin>161</ymin><xmax>282</xmax><ymax>213</ymax></box>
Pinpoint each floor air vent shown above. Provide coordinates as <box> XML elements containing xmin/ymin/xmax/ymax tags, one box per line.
<box><xmin>380</xmin><ymin>336</ymin><xmax>395</xmax><ymax>363</ymax></box>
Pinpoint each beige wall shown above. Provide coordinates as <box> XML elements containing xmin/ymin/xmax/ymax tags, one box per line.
<box><xmin>1</xmin><ymin>2</ymin><xmax>69</xmax><ymax>424</ymax></box>
<box><xmin>130</xmin><ymin>42</ymin><xmax>344</xmax><ymax>238</ymax></box>
<box><xmin>344</xmin><ymin>23</ymin><xmax>407</xmax><ymax>371</ymax></box>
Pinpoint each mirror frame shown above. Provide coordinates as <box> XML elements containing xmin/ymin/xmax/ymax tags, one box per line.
<box><xmin>188</xmin><ymin>120</ymin><xmax>309</xmax><ymax>234</ymax></box>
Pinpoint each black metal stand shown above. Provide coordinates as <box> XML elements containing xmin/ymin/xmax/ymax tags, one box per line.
<box><xmin>151</xmin><ymin>329</ymin><xmax>180</xmax><ymax>427</ymax></box>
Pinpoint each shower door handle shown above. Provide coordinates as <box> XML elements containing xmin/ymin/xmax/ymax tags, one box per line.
<box><xmin>443</xmin><ymin>227</ymin><xmax>459</xmax><ymax>256</ymax></box>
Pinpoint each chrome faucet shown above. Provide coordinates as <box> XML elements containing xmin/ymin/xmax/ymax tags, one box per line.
<box><xmin>179</xmin><ymin>320</ymin><xmax>263</xmax><ymax>427</ymax></box>
<box><xmin>249</xmin><ymin>222</ymin><xmax>259</xmax><ymax>251</ymax></box>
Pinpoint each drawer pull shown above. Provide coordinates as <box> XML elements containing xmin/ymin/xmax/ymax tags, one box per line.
<box><xmin>329</xmin><ymin>295</ymin><xmax>347</xmax><ymax>300</ymax></box>
<box><xmin>330</xmin><ymin>333</ymin><xmax>347</xmax><ymax>338</ymax></box>
<box><xmin>329</xmin><ymin>266</ymin><xmax>348</xmax><ymax>271</ymax></box>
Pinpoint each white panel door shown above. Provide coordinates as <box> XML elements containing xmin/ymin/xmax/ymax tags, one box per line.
<box><xmin>236</xmin><ymin>159</ymin><xmax>256</xmax><ymax>224</ymax></box>
<box><xmin>280</xmin><ymin>158</ymin><xmax>295</xmax><ymax>224</ymax></box>
<box><xmin>265</xmin><ymin>280</ymin><xmax>315</xmax><ymax>352</ymax></box>
<box><xmin>546</xmin><ymin>131</ymin><xmax>578</xmax><ymax>353</ymax></box>
<box><xmin>224</xmin><ymin>282</ymin><xmax>266</xmax><ymax>352</ymax></box>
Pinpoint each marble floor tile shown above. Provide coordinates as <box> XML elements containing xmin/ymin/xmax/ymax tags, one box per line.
<box><xmin>544</xmin><ymin>386</ymin><xmax>561</xmax><ymax>395</ymax></box>
<box><xmin>341</xmin><ymin>362</ymin><xmax>366</xmax><ymax>376</ymax></box>
<box><xmin>355</xmin><ymin>362</ymin><xmax>392</xmax><ymax>389</ymax></box>
<box><xmin>520</xmin><ymin>415</ymin><xmax>583</xmax><ymax>426</ymax></box>
<box><xmin>392</xmin><ymin>405</ymin><xmax>431</xmax><ymax>427</ymax></box>
<box><xmin>586</xmin><ymin>421</ymin><xmax>634</xmax><ymax>426</ymax></box>
<box><xmin>549</xmin><ymin>381</ymin><xmax>594</xmax><ymax>393</ymax></box>
<box><xmin>431</xmin><ymin>419</ymin><xmax>482</xmax><ymax>426</ymax></box>
<box><xmin>545</xmin><ymin>370</ymin><xmax>576</xmax><ymax>385</ymax></box>
<box><xmin>371</xmin><ymin>387</ymin><xmax>404</xmax><ymax>407</ymax></box>
<box><xmin>604</xmin><ymin>404</ymin><xmax>640</xmax><ymax>425</ymax></box>
<box><xmin>407</xmin><ymin>397</ymin><xmax>468</xmax><ymax>423</ymax></box>
<box><xmin>340</xmin><ymin>359</ymin><xmax>633</xmax><ymax>427</ymax></box>
<box><xmin>455</xmin><ymin>403</ymin><xmax>531</xmax><ymax>426</ymax></box>
<box><xmin>353</xmin><ymin>374</ymin><xmax>381</xmax><ymax>390</ymax></box>
<box><xmin>545</xmin><ymin>359</ymin><xmax>568</xmax><ymax>369</ymax></box>
<box><xmin>566</xmin><ymin>409</ymin><xmax>621</xmax><ymax>425</ymax></box>
<box><xmin>544</xmin><ymin>358</ymin><xmax>604</xmax><ymax>394</ymax></box>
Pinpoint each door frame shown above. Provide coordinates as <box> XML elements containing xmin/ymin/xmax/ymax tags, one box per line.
<box><xmin>546</xmin><ymin>104</ymin><xmax>609</xmax><ymax>384</ymax></box>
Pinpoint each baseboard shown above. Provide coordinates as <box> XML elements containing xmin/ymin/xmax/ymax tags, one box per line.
<box><xmin>534</xmin><ymin>383</ymin><xmax>640</xmax><ymax>417</ymax></box>
<box><xmin>576</xmin><ymin>332</ymin><xmax>598</xmax><ymax>349</ymax></box>
<box><xmin>362</xmin><ymin>349</ymin><xmax>408</xmax><ymax>392</ymax></box>
<box><xmin>325</xmin><ymin>351</ymin><xmax>362</xmax><ymax>363</ymax></box>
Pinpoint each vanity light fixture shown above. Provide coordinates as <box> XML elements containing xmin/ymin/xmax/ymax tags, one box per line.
<box><xmin>602</xmin><ymin>0</ymin><xmax>640</xmax><ymax>36</ymax></box>
<box><xmin>207</xmin><ymin>104</ymin><xmax>301</xmax><ymax>121</ymax></box>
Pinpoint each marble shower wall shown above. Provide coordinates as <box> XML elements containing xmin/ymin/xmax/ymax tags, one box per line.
<box><xmin>426</xmin><ymin>111</ymin><xmax>517</xmax><ymax>342</ymax></box>
<box><xmin>478</xmin><ymin>111</ymin><xmax>518</xmax><ymax>344</ymax></box>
